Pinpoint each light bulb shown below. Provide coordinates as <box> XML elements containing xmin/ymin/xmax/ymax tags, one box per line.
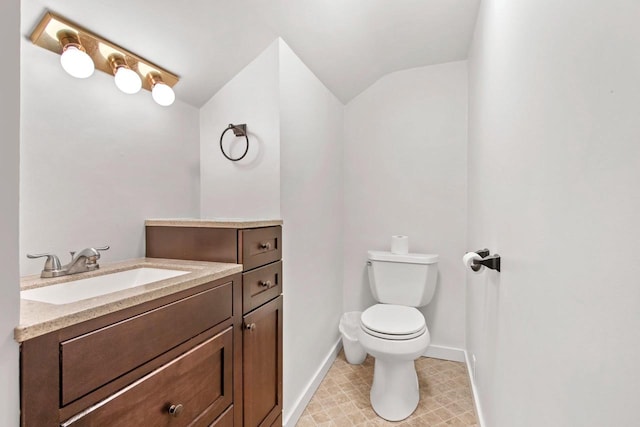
<box><xmin>60</xmin><ymin>46</ymin><xmax>95</xmax><ymax>79</ymax></box>
<box><xmin>151</xmin><ymin>82</ymin><xmax>175</xmax><ymax>106</ymax></box>
<box><xmin>114</xmin><ymin>67</ymin><xmax>142</xmax><ymax>94</ymax></box>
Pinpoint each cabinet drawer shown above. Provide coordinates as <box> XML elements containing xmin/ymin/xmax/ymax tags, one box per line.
<box><xmin>239</xmin><ymin>227</ymin><xmax>282</xmax><ymax>271</ymax></box>
<box><xmin>243</xmin><ymin>261</ymin><xmax>282</xmax><ymax>314</ymax></box>
<box><xmin>63</xmin><ymin>327</ymin><xmax>233</xmax><ymax>427</ymax></box>
<box><xmin>61</xmin><ymin>282</ymin><xmax>233</xmax><ymax>405</ymax></box>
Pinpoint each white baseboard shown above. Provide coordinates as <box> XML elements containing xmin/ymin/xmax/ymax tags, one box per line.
<box><xmin>283</xmin><ymin>338</ymin><xmax>342</xmax><ymax>427</ymax></box>
<box><xmin>423</xmin><ymin>344</ymin><xmax>466</xmax><ymax>362</ymax></box>
<box><xmin>464</xmin><ymin>350</ymin><xmax>487</xmax><ymax>427</ymax></box>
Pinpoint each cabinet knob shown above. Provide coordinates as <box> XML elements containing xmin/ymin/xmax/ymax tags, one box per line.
<box><xmin>259</xmin><ymin>242</ymin><xmax>271</xmax><ymax>250</ymax></box>
<box><xmin>168</xmin><ymin>403</ymin><xmax>184</xmax><ymax>417</ymax></box>
<box><xmin>259</xmin><ymin>280</ymin><xmax>272</xmax><ymax>288</ymax></box>
<box><xmin>244</xmin><ymin>323</ymin><xmax>256</xmax><ymax>331</ymax></box>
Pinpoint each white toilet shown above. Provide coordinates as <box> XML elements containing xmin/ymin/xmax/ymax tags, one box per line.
<box><xmin>357</xmin><ymin>250</ymin><xmax>438</xmax><ymax>421</ymax></box>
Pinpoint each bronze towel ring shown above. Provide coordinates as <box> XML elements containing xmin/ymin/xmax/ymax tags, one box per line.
<box><xmin>220</xmin><ymin>123</ymin><xmax>249</xmax><ymax>161</ymax></box>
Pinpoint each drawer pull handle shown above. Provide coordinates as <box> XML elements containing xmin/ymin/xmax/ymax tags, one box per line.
<box><xmin>259</xmin><ymin>280</ymin><xmax>272</xmax><ymax>288</ymax></box>
<box><xmin>244</xmin><ymin>323</ymin><xmax>256</xmax><ymax>331</ymax></box>
<box><xmin>168</xmin><ymin>403</ymin><xmax>184</xmax><ymax>417</ymax></box>
<box><xmin>259</xmin><ymin>242</ymin><xmax>271</xmax><ymax>250</ymax></box>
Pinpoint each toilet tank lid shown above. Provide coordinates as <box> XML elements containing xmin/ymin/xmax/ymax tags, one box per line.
<box><xmin>368</xmin><ymin>250</ymin><xmax>438</xmax><ymax>264</ymax></box>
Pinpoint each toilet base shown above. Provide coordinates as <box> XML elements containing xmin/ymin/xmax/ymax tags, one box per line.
<box><xmin>370</xmin><ymin>358</ymin><xmax>419</xmax><ymax>421</ymax></box>
<box><xmin>357</xmin><ymin>311</ymin><xmax>430</xmax><ymax>422</ymax></box>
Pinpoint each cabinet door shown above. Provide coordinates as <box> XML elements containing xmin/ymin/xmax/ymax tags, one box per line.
<box><xmin>243</xmin><ymin>295</ymin><xmax>283</xmax><ymax>427</ymax></box>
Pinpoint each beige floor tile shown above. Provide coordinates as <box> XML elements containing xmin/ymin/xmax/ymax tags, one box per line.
<box><xmin>347</xmin><ymin>411</ymin><xmax>368</xmax><ymax>424</ymax></box>
<box><xmin>445</xmin><ymin>402</ymin><xmax>466</xmax><ymax>415</ymax></box>
<box><xmin>307</xmin><ymin>401</ymin><xmax>324</xmax><ymax>414</ymax></box>
<box><xmin>297</xmin><ymin>415</ymin><xmax>317</xmax><ymax>427</ymax></box>
<box><xmin>339</xmin><ymin>402</ymin><xmax>361</xmax><ymax>415</ymax></box>
<box><xmin>432</xmin><ymin>406</ymin><xmax>455</xmax><ymax>422</ymax></box>
<box><xmin>438</xmin><ymin>417</ymin><xmax>468</xmax><ymax>426</ymax></box>
<box><xmin>312</xmin><ymin>410</ymin><xmax>332</xmax><ymax>424</ymax></box>
<box><xmin>296</xmin><ymin>351</ymin><xmax>479</xmax><ymax>427</ymax></box>
<box><xmin>327</xmin><ymin>405</ymin><xmax>348</xmax><ymax>419</ymax></box>
<box><xmin>457</xmin><ymin>411</ymin><xmax>478</xmax><ymax>424</ymax></box>
<box><xmin>334</xmin><ymin>392</ymin><xmax>352</xmax><ymax>405</ymax></box>
<box><xmin>327</xmin><ymin>415</ymin><xmax>352</xmax><ymax>426</ymax></box>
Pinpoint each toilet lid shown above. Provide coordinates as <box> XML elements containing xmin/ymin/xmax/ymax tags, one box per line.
<box><xmin>361</xmin><ymin>304</ymin><xmax>426</xmax><ymax>340</ymax></box>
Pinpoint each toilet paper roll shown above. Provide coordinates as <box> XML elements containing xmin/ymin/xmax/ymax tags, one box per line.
<box><xmin>391</xmin><ymin>235</ymin><xmax>409</xmax><ymax>254</ymax></box>
<box><xmin>462</xmin><ymin>252</ymin><xmax>484</xmax><ymax>273</ymax></box>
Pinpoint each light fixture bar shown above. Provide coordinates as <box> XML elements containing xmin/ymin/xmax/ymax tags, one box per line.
<box><xmin>30</xmin><ymin>11</ymin><xmax>179</xmax><ymax>92</ymax></box>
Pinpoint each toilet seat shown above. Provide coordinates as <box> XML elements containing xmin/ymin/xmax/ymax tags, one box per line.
<box><xmin>361</xmin><ymin>304</ymin><xmax>426</xmax><ymax>341</ymax></box>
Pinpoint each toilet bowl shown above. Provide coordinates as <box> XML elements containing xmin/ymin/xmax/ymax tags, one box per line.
<box><xmin>358</xmin><ymin>303</ymin><xmax>430</xmax><ymax>421</ymax></box>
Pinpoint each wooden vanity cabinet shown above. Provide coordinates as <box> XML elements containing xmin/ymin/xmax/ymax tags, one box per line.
<box><xmin>146</xmin><ymin>223</ymin><xmax>284</xmax><ymax>427</ymax></box>
<box><xmin>20</xmin><ymin>274</ymin><xmax>242</xmax><ymax>427</ymax></box>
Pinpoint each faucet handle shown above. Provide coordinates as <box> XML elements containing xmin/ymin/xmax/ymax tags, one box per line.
<box><xmin>77</xmin><ymin>246</ymin><xmax>109</xmax><ymax>264</ymax></box>
<box><xmin>94</xmin><ymin>246</ymin><xmax>109</xmax><ymax>260</ymax></box>
<box><xmin>27</xmin><ymin>253</ymin><xmax>62</xmax><ymax>275</ymax></box>
<box><xmin>89</xmin><ymin>246</ymin><xmax>110</xmax><ymax>264</ymax></box>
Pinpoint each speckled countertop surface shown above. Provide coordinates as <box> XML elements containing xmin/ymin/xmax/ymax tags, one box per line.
<box><xmin>16</xmin><ymin>258</ymin><xmax>242</xmax><ymax>342</ymax></box>
<box><xmin>145</xmin><ymin>218</ymin><xmax>283</xmax><ymax>229</ymax></box>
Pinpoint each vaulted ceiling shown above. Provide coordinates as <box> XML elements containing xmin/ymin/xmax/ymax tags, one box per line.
<box><xmin>22</xmin><ymin>0</ymin><xmax>480</xmax><ymax>107</ymax></box>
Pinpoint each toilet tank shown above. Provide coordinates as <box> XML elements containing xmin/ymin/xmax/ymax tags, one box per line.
<box><xmin>367</xmin><ymin>250</ymin><xmax>438</xmax><ymax>307</ymax></box>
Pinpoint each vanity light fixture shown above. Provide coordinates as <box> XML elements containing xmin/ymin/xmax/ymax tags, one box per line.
<box><xmin>58</xmin><ymin>31</ymin><xmax>94</xmax><ymax>78</ymax></box>
<box><xmin>30</xmin><ymin>11</ymin><xmax>179</xmax><ymax>105</ymax></box>
<box><xmin>110</xmin><ymin>56</ymin><xmax>142</xmax><ymax>94</ymax></box>
<box><xmin>148</xmin><ymin>73</ymin><xmax>176</xmax><ymax>106</ymax></box>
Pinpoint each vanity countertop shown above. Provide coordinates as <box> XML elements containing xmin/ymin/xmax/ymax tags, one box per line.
<box><xmin>145</xmin><ymin>218</ymin><xmax>283</xmax><ymax>229</ymax></box>
<box><xmin>16</xmin><ymin>258</ymin><xmax>242</xmax><ymax>342</ymax></box>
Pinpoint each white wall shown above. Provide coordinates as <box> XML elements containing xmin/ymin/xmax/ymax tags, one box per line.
<box><xmin>344</xmin><ymin>62</ymin><xmax>468</xmax><ymax>351</ymax></box>
<box><xmin>20</xmin><ymin>34</ymin><xmax>200</xmax><ymax>276</ymax></box>
<box><xmin>467</xmin><ymin>1</ymin><xmax>640</xmax><ymax>426</ymax></box>
<box><xmin>0</xmin><ymin>1</ymin><xmax>20</xmax><ymax>424</ymax></box>
<box><xmin>279</xmin><ymin>40</ymin><xmax>344</xmax><ymax>423</ymax></box>
<box><xmin>200</xmin><ymin>40</ymin><xmax>281</xmax><ymax>219</ymax></box>
<box><xmin>199</xmin><ymin>38</ymin><xmax>345</xmax><ymax>424</ymax></box>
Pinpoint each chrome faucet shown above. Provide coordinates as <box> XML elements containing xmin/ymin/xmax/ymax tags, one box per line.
<box><xmin>27</xmin><ymin>246</ymin><xmax>110</xmax><ymax>278</ymax></box>
<box><xmin>65</xmin><ymin>246</ymin><xmax>109</xmax><ymax>274</ymax></box>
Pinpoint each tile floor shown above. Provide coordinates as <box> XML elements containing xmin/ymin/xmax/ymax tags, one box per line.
<box><xmin>296</xmin><ymin>351</ymin><xmax>479</xmax><ymax>426</ymax></box>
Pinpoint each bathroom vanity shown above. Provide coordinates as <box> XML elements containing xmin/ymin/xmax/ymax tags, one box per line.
<box><xmin>16</xmin><ymin>219</ymin><xmax>283</xmax><ymax>427</ymax></box>
<box><xmin>18</xmin><ymin>258</ymin><xmax>242</xmax><ymax>426</ymax></box>
<box><xmin>145</xmin><ymin>219</ymin><xmax>283</xmax><ymax>427</ymax></box>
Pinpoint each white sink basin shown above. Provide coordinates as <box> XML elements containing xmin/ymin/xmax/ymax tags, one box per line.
<box><xmin>21</xmin><ymin>267</ymin><xmax>190</xmax><ymax>305</ymax></box>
